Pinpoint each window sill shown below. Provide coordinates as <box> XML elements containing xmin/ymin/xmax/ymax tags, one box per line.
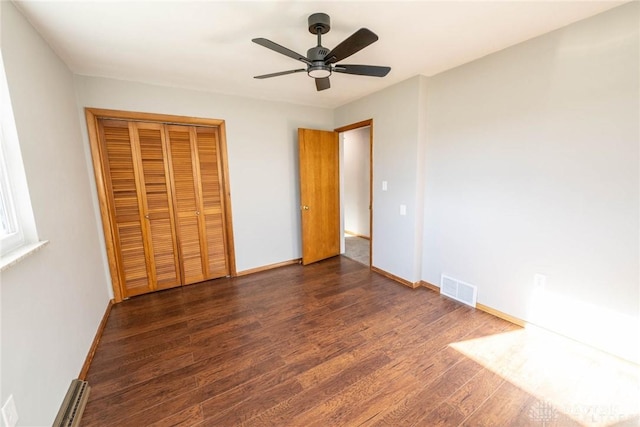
<box><xmin>0</xmin><ymin>240</ymin><xmax>49</xmax><ymax>272</ymax></box>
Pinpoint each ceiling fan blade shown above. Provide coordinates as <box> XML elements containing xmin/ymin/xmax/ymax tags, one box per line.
<box><xmin>334</xmin><ymin>64</ymin><xmax>391</xmax><ymax>77</ymax></box>
<box><xmin>315</xmin><ymin>77</ymin><xmax>330</xmax><ymax>91</ymax></box>
<box><xmin>254</xmin><ymin>69</ymin><xmax>306</xmax><ymax>79</ymax></box>
<box><xmin>252</xmin><ymin>38</ymin><xmax>311</xmax><ymax>65</ymax></box>
<box><xmin>324</xmin><ymin>28</ymin><xmax>378</xmax><ymax>64</ymax></box>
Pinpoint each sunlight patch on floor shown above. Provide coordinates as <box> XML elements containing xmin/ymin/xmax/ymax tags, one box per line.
<box><xmin>449</xmin><ymin>326</ymin><xmax>640</xmax><ymax>426</ymax></box>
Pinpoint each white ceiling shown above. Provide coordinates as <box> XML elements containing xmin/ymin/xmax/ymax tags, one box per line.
<box><xmin>14</xmin><ymin>0</ymin><xmax>626</xmax><ymax>109</ymax></box>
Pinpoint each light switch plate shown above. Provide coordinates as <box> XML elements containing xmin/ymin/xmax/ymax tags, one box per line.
<box><xmin>400</xmin><ymin>204</ymin><xmax>407</xmax><ymax>216</ymax></box>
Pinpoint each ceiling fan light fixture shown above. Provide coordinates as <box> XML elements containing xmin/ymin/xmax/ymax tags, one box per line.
<box><xmin>307</xmin><ymin>66</ymin><xmax>331</xmax><ymax>78</ymax></box>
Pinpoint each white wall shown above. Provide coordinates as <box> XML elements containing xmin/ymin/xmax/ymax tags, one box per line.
<box><xmin>343</xmin><ymin>126</ymin><xmax>370</xmax><ymax>237</ymax></box>
<box><xmin>74</xmin><ymin>76</ymin><xmax>334</xmax><ymax>274</ymax></box>
<box><xmin>335</xmin><ymin>76</ymin><xmax>425</xmax><ymax>282</ymax></box>
<box><xmin>422</xmin><ymin>2</ymin><xmax>639</xmax><ymax>362</ymax></box>
<box><xmin>0</xmin><ymin>2</ymin><xmax>111</xmax><ymax>424</ymax></box>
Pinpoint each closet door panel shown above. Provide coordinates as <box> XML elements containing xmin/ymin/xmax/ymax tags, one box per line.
<box><xmin>179</xmin><ymin>217</ymin><xmax>203</xmax><ymax>282</ymax></box>
<box><xmin>99</xmin><ymin>119</ymin><xmax>151</xmax><ymax>296</ymax></box>
<box><xmin>117</xmin><ymin>224</ymin><xmax>149</xmax><ymax>292</ymax></box>
<box><xmin>135</xmin><ymin>123</ymin><xmax>181</xmax><ymax>290</ymax></box>
<box><xmin>196</xmin><ymin>127</ymin><xmax>229</xmax><ymax>277</ymax></box>
<box><xmin>166</xmin><ymin>125</ymin><xmax>205</xmax><ymax>284</ymax></box>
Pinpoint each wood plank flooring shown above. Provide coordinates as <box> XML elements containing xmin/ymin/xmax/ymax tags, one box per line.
<box><xmin>81</xmin><ymin>256</ymin><xmax>640</xmax><ymax>426</ymax></box>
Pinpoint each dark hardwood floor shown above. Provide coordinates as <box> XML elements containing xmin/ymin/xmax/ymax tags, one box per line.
<box><xmin>81</xmin><ymin>257</ymin><xmax>640</xmax><ymax>426</ymax></box>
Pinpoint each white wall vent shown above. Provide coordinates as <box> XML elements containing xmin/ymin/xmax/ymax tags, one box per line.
<box><xmin>440</xmin><ymin>274</ymin><xmax>477</xmax><ymax>307</ymax></box>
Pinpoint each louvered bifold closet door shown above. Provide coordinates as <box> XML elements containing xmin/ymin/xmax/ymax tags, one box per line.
<box><xmin>131</xmin><ymin>122</ymin><xmax>181</xmax><ymax>290</ymax></box>
<box><xmin>98</xmin><ymin>119</ymin><xmax>152</xmax><ymax>297</ymax></box>
<box><xmin>195</xmin><ymin>127</ymin><xmax>229</xmax><ymax>278</ymax></box>
<box><xmin>166</xmin><ymin>125</ymin><xmax>230</xmax><ymax>285</ymax></box>
<box><xmin>166</xmin><ymin>125</ymin><xmax>207</xmax><ymax>284</ymax></box>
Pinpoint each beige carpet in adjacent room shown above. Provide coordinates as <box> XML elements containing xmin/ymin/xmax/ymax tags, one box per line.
<box><xmin>344</xmin><ymin>235</ymin><xmax>369</xmax><ymax>265</ymax></box>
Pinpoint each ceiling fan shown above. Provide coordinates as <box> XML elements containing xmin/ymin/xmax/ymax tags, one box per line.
<box><xmin>252</xmin><ymin>13</ymin><xmax>391</xmax><ymax>91</ymax></box>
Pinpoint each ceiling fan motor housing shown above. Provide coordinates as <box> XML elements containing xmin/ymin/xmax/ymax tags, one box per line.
<box><xmin>307</xmin><ymin>46</ymin><xmax>330</xmax><ymax>61</ymax></box>
<box><xmin>308</xmin><ymin>13</ymin><xmax>330</xmax><ymax>34</ymax></box>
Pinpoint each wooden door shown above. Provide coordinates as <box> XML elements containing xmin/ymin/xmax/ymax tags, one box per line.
<box><xmin>166</xmin><ymin>125</ymin><xmax>229</xmax><ymax>284</ymax></box>
<box><xmin>98</xmin><ymin>120</ymin><xmax>182</xmax><ymax>297</ymax></box>
<box><xmin>298</xmin><ymin>128</ymin><xmax>340</xmax><ymax>265</ymax></box>
<box><xmin>195</xmin><ymin>127</ymin><xmax>230</xmax><ymax>278</ymax></box>
<box><xmin>99</xmin><ymin>119</ymin><xmax>151</xmax><ymax>297</ymax></box>
<box><xmin>131</xmin><ymin>122</ymin><xmax>181</xmax><ymax>291</ymax></box>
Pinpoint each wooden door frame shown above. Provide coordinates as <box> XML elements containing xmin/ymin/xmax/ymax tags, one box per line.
<box><xmin>85</xmin><ymin>108</ymin><xmax>237</xmax><ymax>302</ymax></box>
<box><xmin>335</xmin><ymin>119</ymin><xmax>373</xmax><ymax>267</ymax></box>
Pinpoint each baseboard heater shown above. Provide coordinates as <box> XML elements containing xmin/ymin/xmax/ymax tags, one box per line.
<box><xmin>52</xmin><ymin>379</ymin><xmax>90</xmax><ymax>427</ymax></box>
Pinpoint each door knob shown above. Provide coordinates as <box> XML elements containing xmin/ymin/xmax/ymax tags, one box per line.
<box><xmin>144</xmin><ymin>214</ymin><xmax>150</xmax><ymax>219</ymax></box>
<box><xmin>301</xmin><ymin>205</ymin><xmax>310</xmax><ymax>210</ymax></box>
<box><xmin>195</xmin><ymin>211</ymin><xmax>200</xmax><ymax>215</ymax></box>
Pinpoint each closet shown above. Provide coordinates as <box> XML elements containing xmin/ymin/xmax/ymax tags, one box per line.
<box><xmin>86</xmin><ymin>109</ymin><xmax>235</xmax><ymax>302</ymax></box>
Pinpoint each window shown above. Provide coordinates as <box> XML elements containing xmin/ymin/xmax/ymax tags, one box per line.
<box><xmin>0</xmin><ymin>51</ymin><xmax>46</xmax><ymax>268</ymax></box>
<box><xmin>0</xmin><ymin>129</ymin><xmax>24</xmax><ymax>255</ymax></box>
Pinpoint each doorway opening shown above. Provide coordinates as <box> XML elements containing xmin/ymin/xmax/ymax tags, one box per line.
<box><xmin>337</xmin><ymin>120</ymin><xmax>372</xmax><ymax>266</ymax></box>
